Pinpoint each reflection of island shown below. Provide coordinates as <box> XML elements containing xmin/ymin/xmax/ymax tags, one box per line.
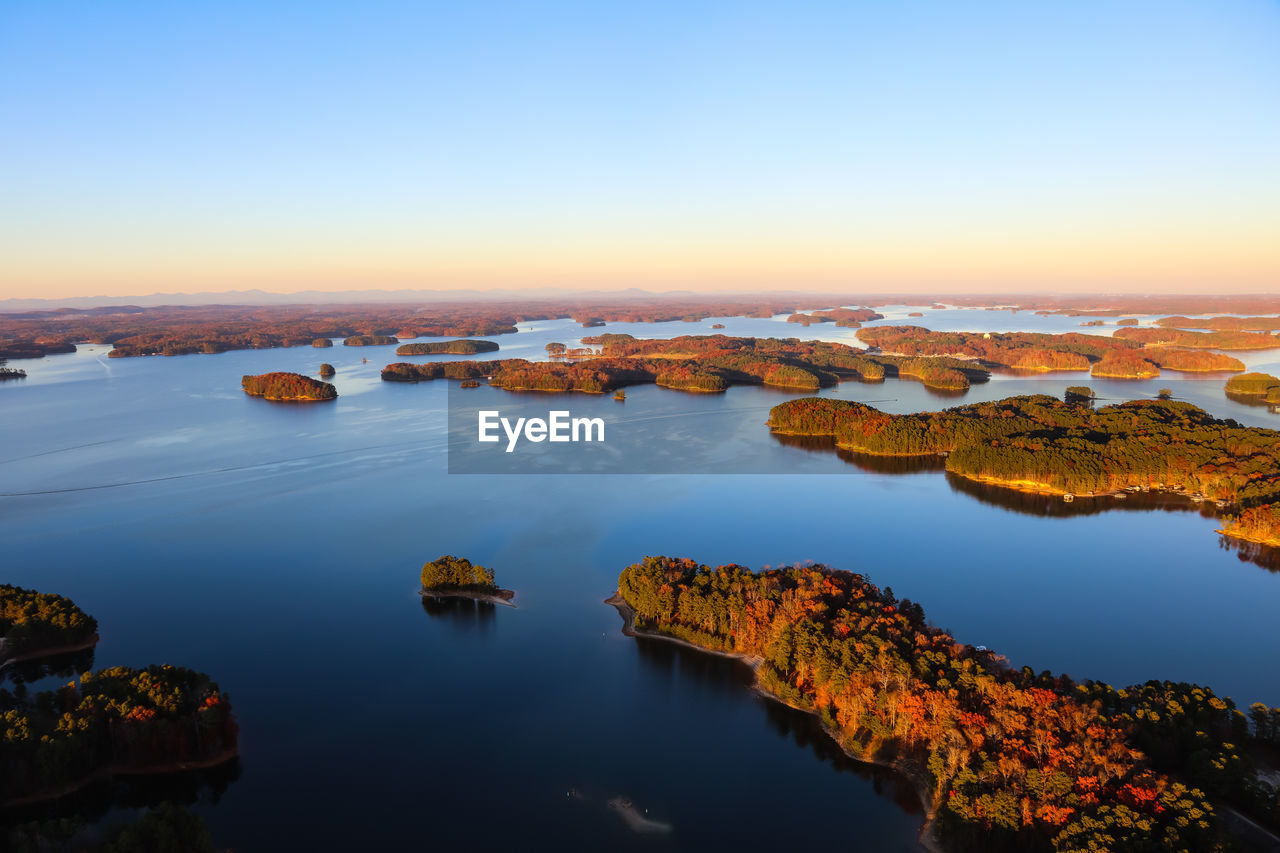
<box><xmin>420</xmin><ymin>555</ymin><xmax>515</xmax><ymax>606</ymax></box>
<box><xmin>611</xmin><ymin>556</ymin><xmax>1271</xmax><ymax>852</ymax></box>
<box><xmin>241</xmin><ymin>372</ymin><xmax>337</xmax><ymax>401</ymax></box>
<box><xmin>1</xmin><ymin>584</ymin><xmax>99</xmax><ymax>669</ymax></box>
<box><xmin>420</xmin><ymin>594</ymin><xmax>499</xmax><ymax>627</ymax></box>
<box><xmin>768</xmin><ymin>393</ymin><xmax>1280</xmax><ymax>554</ymax></box>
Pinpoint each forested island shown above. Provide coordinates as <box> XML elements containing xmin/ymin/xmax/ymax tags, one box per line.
<box><xmin>1225</xmin><ymin>373</ymin><xmax>1280</xmax><ymax>405</ymax></box>
<box><xmin>0</xmin><ymin>585</ymin><xmax>99</xmax><ymax>666</ymax></box>
<box><xmin>612</xmin><ymin>556</ymin><xmax>1280</xmax><ymax>852</ymax></box>
<box><xmin>342</xmin><ymin>334</ymin><xmax>398</xmax><ymax>346</ymax></box>
<box><xmin>420</xmin><ymin>555</ymin><xmax>514</xmax><ymax>605</ymax></box>
<box><xmin>768</xmin><ymin>393</ymin><xmax>1280</xmax><ymax>547</ymax></box>
<box><xmin>241</xmin><ymin>372</ymin><xmax>337</xmax><ymax>401</ymax></box>
<box><xmin>395</xmin><ymin>339</ymin><xmax>499</xmax><ymax>355</ymax></box>
<box><xmin>318</xmin><ymin>363</ymin><xmax>335</xmax><ymax>377</ymax></box>
<box><xmin>0</xmin><ymin>665</ymin><xmax>239</xmax><ymax>805</ymax></box>
<box><xmin>0</xmin><ymin>366</ymin><xmax>26</xmax><ymax>380</ymax></box>
<box><xmin>856</xmin><ymin>326</ymin><xmax>1250</xmax><ymax>373</ymax></box>
<box><xmin>382</xmin><ymin>334</ymin><xmax>990</xmax><ymax>393</ymax></box>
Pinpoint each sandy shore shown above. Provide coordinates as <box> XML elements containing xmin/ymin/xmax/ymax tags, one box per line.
<box><xmin>605</xmin><ymin>593</ymin><xmax>945</xmax><ymax>853</ymax></box>
<box><xmin>420</xmin><ymin>587</ymin><xmax>516</xmax><ymax>607</ymax></box>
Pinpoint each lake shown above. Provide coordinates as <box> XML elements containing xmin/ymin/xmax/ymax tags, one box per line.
<box><xmin>2</xmin><ymin>306</ymin><xmax>1278</xmax><ymax>850</ymax></box>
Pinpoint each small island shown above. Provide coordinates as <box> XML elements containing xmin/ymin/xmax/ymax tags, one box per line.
<box><xmin>242</xmin><ymin>372</ymin><xmax>337</xmax><ymax>401</ymax></box>
<box><xmin>318</xmin><ymin>363</ymin><xmax>335</xmax><ymax>377</ymax></box>
<box><xmin>420</xmin><ymin>555</ymin><xmax>514</xmax><ymax>606</ymax></box>
<box><xmin>459</xmin><ymin>379</ymin><xmax>480</xmax><ymax>388</ymax></box>
<box><xmin>312</xmin><ymin>337</ymin><xmax>333</xmax><ymax>348</ymax></box>
<box><xmin>343</xmin><ymin>334</ymin><xmax>398</xmax><ymax>346</ymax></box>
<box><xmin>1063</xmin><ymin>385</ymin><xmax>1094</xmax><ymax>403</ymax></box>
<box><xmin>0</xmin><ymin>366</ymin><xmax>26</xmax><ymax>380</ymax></box>
<box><xmin>395</xmin><ymin>339</ymin><xmax>500</xmax><ymax>356</ymax></box>
<box><xmin>1226</xmin><ymin>372</ymin><xmax>1280</xmax><ymax>403</ymax></box>
<box><xmin>1</xmin><ymin>584</ymin><xmax>99</xmax><ymax>667</ymax></box>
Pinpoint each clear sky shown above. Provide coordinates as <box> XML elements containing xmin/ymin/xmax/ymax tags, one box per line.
<box><xmin>1</xmin><ymin>0</ymin><xmax>1278</xmax><ymax>299</ymax></box>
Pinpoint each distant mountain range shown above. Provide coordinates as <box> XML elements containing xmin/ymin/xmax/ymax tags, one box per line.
<box><xmin>0</xmin><ymin>287</ymin><xmax>776</xmax><ymax>311</ymax></box>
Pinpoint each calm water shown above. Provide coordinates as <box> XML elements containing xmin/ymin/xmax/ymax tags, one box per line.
<box><xmin>2</xmin><ymin>307</ymin><xmax>1279</xmax><ymax>850</ymax></box>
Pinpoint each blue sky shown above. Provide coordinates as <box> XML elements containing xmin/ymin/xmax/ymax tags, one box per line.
<box><xmin>1</xmin><ymin>0</ymin><xmax>1277</xmax><ymax>297</ymax></box>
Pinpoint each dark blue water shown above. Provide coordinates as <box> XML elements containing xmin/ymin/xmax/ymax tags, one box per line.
<box><xmin>2</xmin><ymin>307</ymin><xmax>1278</xmax><ymax>850</ymax></box>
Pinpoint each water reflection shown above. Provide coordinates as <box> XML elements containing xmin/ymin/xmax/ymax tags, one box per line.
<box><xmin>0</xmin><ymin>648</ymin><xmax>95</xmax><ymax>686</ymax></box>
<box><xmin>1220</xmin><ymin>537</ymin><xmax>1280</xmax><ymax>573</ymax></box>
<box><xmin>1225</xmin><ymin>391</ymin><xmax>1280</xmax><ymax>413</ymax></box>
<box><xmin>2</xmin><ymin>758</ymin><xmax>241</xmax><ymax>833</ymax></box>
<box><xmin>760</xmin><ymin>702</ymin><xmax>924</xmax><ymax>816</ymax></box>
<box><xmin>771</xmin><ymin>434</ymin><xmax>946</xmax><ymax>475</ymax></box>
<box><xmin>420</xmin><ymin>594</ymin><xmax>498</xmax><ymax>629</ymax></box>
<box><xmin>631</xmin><ymin>635</ymin><xmax>923</xmax><ymax>817</ymax></box>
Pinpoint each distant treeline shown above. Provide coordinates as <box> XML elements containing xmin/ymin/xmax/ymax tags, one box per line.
<box><xmin>616</xmin><ymin>556</ymin><xmax>1280</xmax><ymax>851</ymax></box>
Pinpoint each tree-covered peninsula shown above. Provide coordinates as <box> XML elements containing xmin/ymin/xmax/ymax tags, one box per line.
<box><xmin>420</xmin><ymin>555</ymin><xmax>514</xmax><ymax>604</ymax></box>
<box><xmin>855</xmin><ymin>326</ymin><xmax>1250</xmax><ymax>374</ymax></box>
<box><xmin>0</xmin><ymin>665</ymin><xmax>238</xmax><ymax>805</ymax></box>
<box><xmin>382</xmin><ymin>335</ymin><xmax>989</xmax><ymax>393</ymax></box>
<box><xmin>768</xmin><ymin>394</ymin><xmax>1280</xmax><ymax>547</ymax></box>
<box><xmin>614</xmin><ymin>556</ymin><xmax>1280</xmax><ymax>851</ymax></box>
<box><xmin>241</xmin><ymin>372</ymin><xmax>337</xmax><ymax>401</ymax></box>
<box><xmin>0</xmin><ymin>585</ymin><xmax>99</xmax><ymax>666</ymax></box>
<box><xmin>394</xmin><ymin>339</ymin><xmax>500</xmax><ymax>355</ymax></box>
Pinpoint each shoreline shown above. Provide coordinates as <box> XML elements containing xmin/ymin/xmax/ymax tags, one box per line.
<box><xmin>421</xmin><ymin>587</ymin><xmax>516</xmax><ymax>607</ymax></box>
<box><xmin>0</xmin><ymin>633</ymin><xmax>99</xmax><ymax>670</ymax></box>
<box><xmin>2</xmin><ymin>745</ymin><xmax>240</xmax><ymax>809</ymax></box>
<box><xmin>604</xmin><ymin>593</ymin><xmax>945</xmax><ymax>853</ymax></box>
<box><xmin>1216</xmin><ymin>528</ymin><xmax>1280</xmax><ymax>549</ymax></box>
